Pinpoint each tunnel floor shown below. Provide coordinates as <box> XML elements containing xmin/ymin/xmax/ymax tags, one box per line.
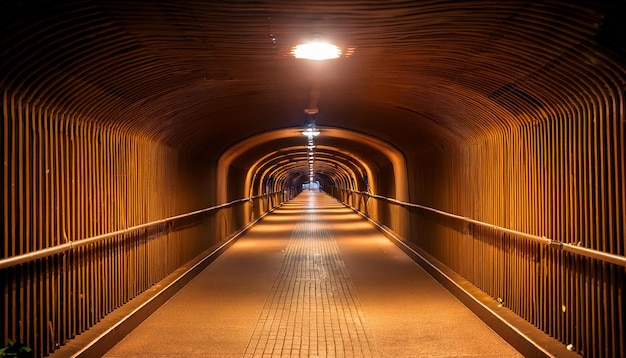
<box><xmin>104</xmin><ymin>191</ymin><xmax>520</xmax><ymax>357</ymax></box>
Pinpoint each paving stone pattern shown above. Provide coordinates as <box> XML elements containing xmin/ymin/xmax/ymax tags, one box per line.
<box><xmin>244</xmin><ymin>209</ymin><xmax>378</xmax><ymax>357</ymax></box>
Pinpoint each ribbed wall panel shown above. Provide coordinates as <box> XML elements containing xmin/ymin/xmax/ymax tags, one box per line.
<box><xmin>0</xmin><ymin>92</ymin><xmax>283</xmax><ymax>357</ymax></box>
<box><xmin>330</xmin><ymin>88</ymin><xmax>625</xmax><ymax>357</ymax></box>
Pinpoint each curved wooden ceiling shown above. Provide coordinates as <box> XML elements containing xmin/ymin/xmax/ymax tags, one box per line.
<box><xmin>1</xmin><ymin>0</ymin><xmax>624</xmax><ymax>179</ymax></box>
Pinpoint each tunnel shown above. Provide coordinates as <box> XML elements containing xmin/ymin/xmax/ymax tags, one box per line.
<box><xmin>1</xmin><ymin>1</ymin><xmax>625</xmax><ymax>357</ymax></box>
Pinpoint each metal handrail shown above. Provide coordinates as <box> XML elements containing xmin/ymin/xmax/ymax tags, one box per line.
<box><xmin>0</xmin><ymin>192</ymin><xmax>281</xmax><ymax>270</ymax></box>
<box><xmin>340</xmin><ymin>188</ymin><xmax>626</xmax><ymax>268</ymax></box>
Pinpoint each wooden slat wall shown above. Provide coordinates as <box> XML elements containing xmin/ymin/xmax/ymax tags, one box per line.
<box><xmin>329</xmin><ymin>89</ymin><xmax>624</xmax><ymax>357</ymax></box>
<box><xmin>0</xmin><ymin>92</ymin><xmax>281</xmax><ymax>357</ymax></box>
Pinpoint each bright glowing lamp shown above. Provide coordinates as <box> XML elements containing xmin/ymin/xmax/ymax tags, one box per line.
<box><xmin>293</xmin><ymin>42</ymin><xmax>341</xmax><ymax>60</ymax></box>
<box><xmin>301</xmin><ymin>127</ymin><xmax>321</xmax><ymax>138</ymax></box>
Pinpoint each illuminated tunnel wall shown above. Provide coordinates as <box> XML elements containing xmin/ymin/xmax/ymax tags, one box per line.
<box><xmin>1</xmin><ymin>1</ymin><xmax>625</xmax><ymax>357</ymax></box>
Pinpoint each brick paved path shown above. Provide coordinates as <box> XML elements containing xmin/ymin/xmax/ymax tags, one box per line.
<box><xmin>244</xmin><ymin>209</ymin><xmax>378</xmax><ymax>357</ymax></box>
<box><xmin>103</xmin><ymin>191</ymin><xmax>520</xmax><ymax>358</ymax></box>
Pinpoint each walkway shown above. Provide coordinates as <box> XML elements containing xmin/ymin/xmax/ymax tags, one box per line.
<box><xmin>104</xmin><ymin>191</ymin><xmax>520</xmax><ymax>357</ymax></box>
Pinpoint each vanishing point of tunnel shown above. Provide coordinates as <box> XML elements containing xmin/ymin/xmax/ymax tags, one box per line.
<box><xmin>1</xmin><ymin>1</ymin><xmax>625</xmax><ymax>357</ymax></box>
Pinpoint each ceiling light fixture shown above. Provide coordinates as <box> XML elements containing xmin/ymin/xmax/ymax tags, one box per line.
<box><xmin>293</xmin><ymin>41</ymin><xmax>341</xmax><ymax>61</ymax></box>
<box><xmin>301</xmin><ymin>127</ymin><xmax>320</xmax><ymax>138</ymax></box>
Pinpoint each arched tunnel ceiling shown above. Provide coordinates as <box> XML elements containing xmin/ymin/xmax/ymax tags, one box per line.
<box><xmin>217</xmin><ymin>127</ymin><xmax>406</xmax><ymax>202</ymax></box>
<box><xmin>1</xmin><ymin>1</ymin><xmax>624</xmax><ymax>165</ymax></box>
<box><xmin>229</xmin><ymin>130</ymin><xmax>390</xmax><ymax>170</ymax></box>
